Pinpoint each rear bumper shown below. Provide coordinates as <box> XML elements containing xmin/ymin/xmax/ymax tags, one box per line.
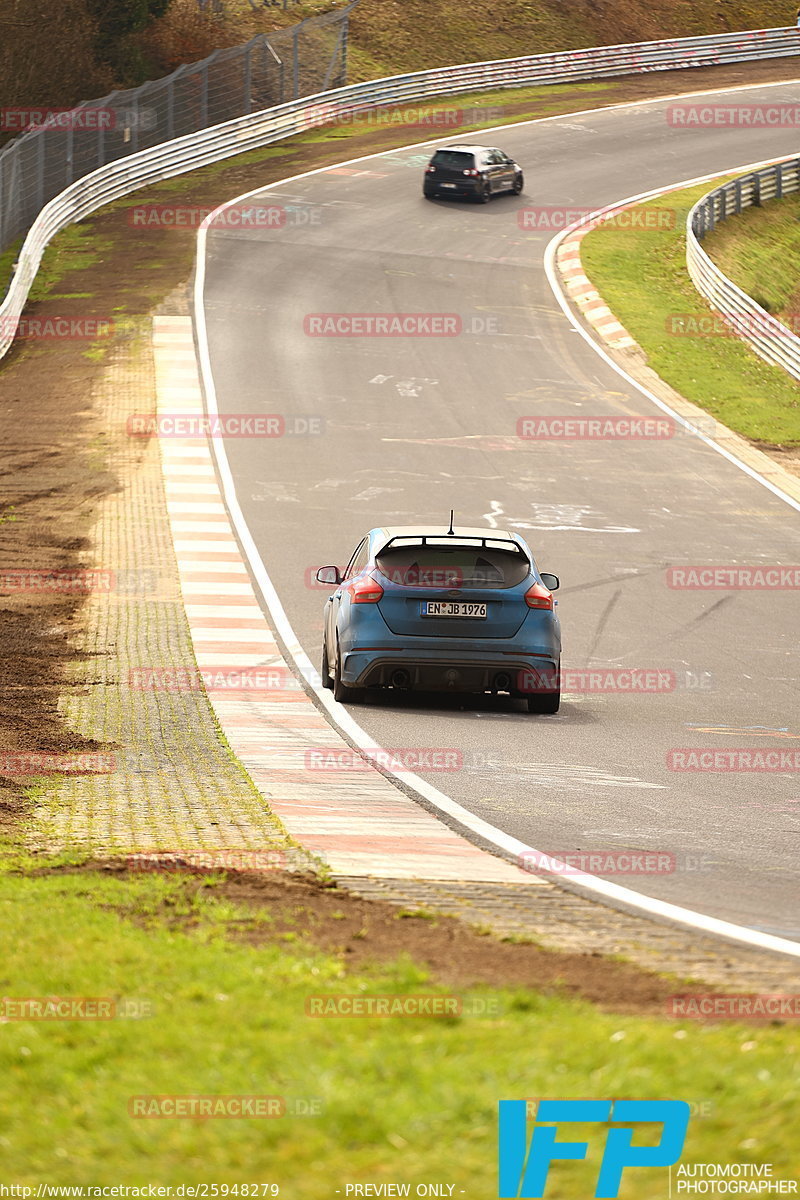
<box><xmin>424</xmin><ymin>179</ymin><xmax>481</xmax><ymax>198</ymax></box>
<box><xmin>343</xmin><ymin>648</ymin><xmax>558</xmax><ymax>693</ymax></box>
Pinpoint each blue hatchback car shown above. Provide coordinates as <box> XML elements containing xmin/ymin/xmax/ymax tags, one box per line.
<box><xmin>316</xmin><ymin>525</ymin><xmax>561</xmax><ymax>712</ymax></box>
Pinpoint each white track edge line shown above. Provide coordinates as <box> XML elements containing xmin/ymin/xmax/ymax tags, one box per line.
<box><xmin>192</xmin><ymin>91</ymin><xmax>800</xmax><ymax>960</ymax></box>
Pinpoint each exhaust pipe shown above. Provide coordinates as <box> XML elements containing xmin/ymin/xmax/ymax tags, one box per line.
<box><xmin>493</xmin><ymin>672</ymin><xmax>512</xmax><ymax>693</ymax></box>
<box><xmin>390</xmin><ymin>668</ymin><xmax>411</xmax><ymax>690</ymax></box>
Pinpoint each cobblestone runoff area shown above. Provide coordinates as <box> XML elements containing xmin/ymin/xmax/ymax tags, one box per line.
<box><xmin>28</xmin><ymin>294</ymin><xmax>799</xmax><ymax>992</ymax></box>
<box><xmin>30</xmin><ymin>319</ymin><xmax>302</xmax><ymax>866</ymax></box>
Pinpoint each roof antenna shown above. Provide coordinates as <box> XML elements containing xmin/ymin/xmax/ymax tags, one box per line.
<box><xmin>447</xmin><ymin>509</ymin><xmax>455</xmax><ymax>535</ymax></box>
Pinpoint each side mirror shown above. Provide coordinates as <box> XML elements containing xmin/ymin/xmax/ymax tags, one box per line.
<box><xmin>316</xmin><ymin>565</ymin><xmax>342</xmax><ymax>585</ymax></box>
<box><xmin>540</xmin><ymin>572</ymin><xmax>560</xmax><ymax>592</ymax></box>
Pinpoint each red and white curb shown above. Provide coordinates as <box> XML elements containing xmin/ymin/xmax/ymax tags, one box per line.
<box><xmin>557</xmin><ymin>225</ymin><xmax>636</xmax><ymax>350</ymax></box>
<box><xmin>152</xmin><ymin>314</ymin><xmax>541</xmax><ymax>886</ymax></box>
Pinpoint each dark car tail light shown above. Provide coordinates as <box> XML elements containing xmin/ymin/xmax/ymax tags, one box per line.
<box><xmin>463</xmin><ymin>168</ymin><xmax>479</xmax><ymax>176</ymax></box>
<box><xmin>348</xmin><ymin>574</ymin><xmax>384</xmax><ymax>604</ymax></box>
<box><xmin>425</xmin><ymin>165</ymin><xmax>436</xmax><ymax>173</ymax></box>
<box><xmin>524</xmin><ymin>583</ymin><xmax>554</xmax><ymax>611</ymax></box>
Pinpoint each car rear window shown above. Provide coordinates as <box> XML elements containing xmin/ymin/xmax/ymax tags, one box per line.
<box><xmin>431</xmin><ymin>151</ymin><xmax>475</xmax><ymax>169</ymax></box>
<box><xmin>375</xmin><ymin>543</ymin><xmax>530</xmax><ymax>590</ymax></box>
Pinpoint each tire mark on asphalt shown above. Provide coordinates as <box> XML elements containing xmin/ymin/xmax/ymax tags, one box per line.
<box><xmin>583</xmin><ymin>588</ymin><xmax>622</xmax><ymax>666</ymax></box>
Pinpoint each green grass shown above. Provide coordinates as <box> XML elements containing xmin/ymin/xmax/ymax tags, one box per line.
<box><xmin>0</xmin><ymin>858</ymin><xmax>798</xmax><ymax>1189</ymax></box>
<box><xmin>703</xmin><ymin>192</ymin><xmax>800</xmax><ymax>318</ymax></box>
<box><xmin>27</xmin><ymin>223</ymin><xmax>115</xmax><ymax>304</ymax></box>
<box><xmin>580</xmin><ymin>182</ymin><xmax>800</xmax><ymax>447</ymax></box>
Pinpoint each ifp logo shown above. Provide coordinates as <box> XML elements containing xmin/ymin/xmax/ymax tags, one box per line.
<box><xmin>498</xmin><ymin>1099</ymin><xmax>690</xmax><ymax>1197</ymax></box>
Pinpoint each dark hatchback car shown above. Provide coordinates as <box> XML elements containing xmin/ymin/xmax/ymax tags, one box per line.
<box><xmin>423</xmin><ymin>144</ymin><xmax>523</xmax><ymax>202</ymax></box>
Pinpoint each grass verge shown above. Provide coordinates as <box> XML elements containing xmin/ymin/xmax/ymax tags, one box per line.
<box><xmin>579</xmin><ymin>182</ymin><xmax>800</xmax><ymax>447</ymax></box>
<box><xmin>702</xmin><ymin>191</ymin><xmax>800</xmax><ymax>318</ymax></box>
<box><xmin>0</xmin><ymin>849</ymin><xmax>798</xmax><ymax>1189</ymax></box>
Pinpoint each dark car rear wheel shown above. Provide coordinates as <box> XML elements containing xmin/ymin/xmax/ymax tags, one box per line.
<box><xmin>527</xmin><ymin>690</ymin><xmax>560</xmax><ymax>714</ymax></box>
<box><xmin>333</xmin><ymin>641</ymin><xmax>363</xmax><ymax>704</ymax></box>
<box><xmin>512</xmin><ymin>174</ymin><xmax>523</xmax><ymax>195</ymax></box>
<box><xmin>525</xmin><ymin>659</ymin><xmax>560</xmax><ymax>713</ymax></box>
<box><xmin>321</xmin><ymin>639</ymin><xmax>333</xmax><ymax>690</ymax></box>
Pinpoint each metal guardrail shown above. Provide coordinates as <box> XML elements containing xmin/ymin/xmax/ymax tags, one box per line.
<box><xmin>2</xmin><ymin>25</ymin><xmax>799</xmax><ymax>361</ymax></box>
<box><xmin>687</xmin><ymin>157</ymin><xmax>800</xmax><ymax>382</ymax></box>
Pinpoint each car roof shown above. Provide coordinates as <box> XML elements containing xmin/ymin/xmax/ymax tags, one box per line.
<box><xmin>432</xmin><ymin>144</ymin><xmax>495</xmax><ymax>153</ymax></box>
<box><xmin>370</xmin><ymin>526</ymin><xmax>525</xmax><ymax>553</ymax></box>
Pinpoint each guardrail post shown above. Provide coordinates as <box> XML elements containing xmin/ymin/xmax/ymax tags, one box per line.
<box><xmin>293</xmin><ymin>24</ymin><xmax>300</xmax><ymax>98</ymax></box>
<box><xmin>776</xmin><ymin>162</ymin><xmax>783</xmax><ymax>199</ymax></box>
<box><xmin>341</xmin><ymin>10</ymin><xmax>349</xmax><ymax>84</ymax></box>
<box><xmin>735</xmin><ymin>178</ymin><xmax>742</xmax><ymax>214</ymax></box>
<box><xmin>37</xmin><ymin>131</ymin><xmax>46</xmax><ymax>210</ymax></box>
<box><xmin>201</xmin><ymin>62</ymin><xmax>209</xmax><ymax>127</ymax></box>
<box><xmin>244</xmin><ymin>45</ymin><xmax>253</xmax><ymax>113</ymax></box>
<box><xmin>753</xmin><ymin>173</ymin><xmax>761</xmax><ymax>206</ymax></box>
<box><xmin>65</xmin><ymin>125</ymin><xmax>74</xmax><ymax>185</ymax></box>
<box><xmin>167</xmin><ymin>76</ymin><xmax>175</xmax><ymax>141</ymax></box>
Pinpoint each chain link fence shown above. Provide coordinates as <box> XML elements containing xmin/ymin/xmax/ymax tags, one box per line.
<box><xmin>0</xmin><ymin>2</ymin><xmax>356</xmax><ymax>258</ymax></box>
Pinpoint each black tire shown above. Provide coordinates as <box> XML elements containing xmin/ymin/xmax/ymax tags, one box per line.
<box><xmin>512</xmin><ymin>174</ymin><xmax>523</xmax><ymax>195</ymax></box>
<box><xmin>333</xmin><ymin>642</ymin><xmax>363</xmax><ymax>704</ymax></box>
<box><xmin>321</xmin><ymin>638</ymin><xmax>333</xmax><ymax>690</ymax></box>
<box><xmin>478</xmin><ymin>180</ymin><xmax>491</xmax><ymax>204</ymax></box>
<box><xmin>423</xmin><ymin>189</ymin><xmax>435</xmax><ymax>200</ymax></box>
<box><xmin>527</xmin><ymin>691</ymin><xmax>560</xmax><ymax>714</ymax></box>
<box><xmin>525</xmin><ymin>660</ymin><xmax>560</xmax><ymax>714</ymax></box>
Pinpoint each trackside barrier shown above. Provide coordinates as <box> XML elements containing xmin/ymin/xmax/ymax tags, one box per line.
<box><xmin>2</xmin><ymin>26</ymin><xmax>799</xmax><ymax>360</ymax></box>
<box><xmin>687</xmin><ymin>155</ymin><xmax>800</xmax><ymax>381</ymax></box>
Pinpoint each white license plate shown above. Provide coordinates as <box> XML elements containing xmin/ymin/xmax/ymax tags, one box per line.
<box><xmin>422</xmin><ymin>601</ymin><xmax>487</xmax><ymax>619</ymax></box>
<box><xmin>441</xmin><ymin>183</ymin><xmax>457</xmax><ymax>188</ymax></box>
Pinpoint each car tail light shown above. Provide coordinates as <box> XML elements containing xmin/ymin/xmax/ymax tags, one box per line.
<box><xmin>426</xmin><ymin>165</ymin><xmax>436</xmax><ymax>173</ymax></box>
<box><xmin>348</xmin><ymin>574</ymin><xmax>384</xmax><ymax>604</ymax></box>
<box><xmin>524</xmin><ymin>583</ymin><xmax>553</xmax><ymax>611</ymax></box>
<box><xmin>463</xmin><ymin>168</ymin><xmax>479</xmax><ymax>176</ymax></box>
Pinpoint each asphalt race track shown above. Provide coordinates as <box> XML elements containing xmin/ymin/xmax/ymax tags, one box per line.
<box><xmin>199</xmin><ymin>80</ymin><xmax>800</xmax><ymax>942</ymax></box>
